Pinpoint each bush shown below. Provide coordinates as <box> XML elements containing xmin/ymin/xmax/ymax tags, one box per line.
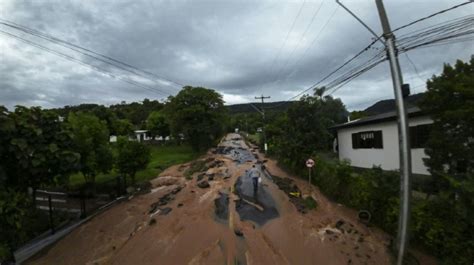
<box><xmin>313</xmin><ymin>158</ymin><xmax>473</xmax><ymax>264</ymax></box>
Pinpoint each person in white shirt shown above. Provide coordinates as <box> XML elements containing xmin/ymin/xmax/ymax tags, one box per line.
<box><xmin>249</xmin><ymin>164</ymin><xmax>261</xmax><ymax>193</ymax></box>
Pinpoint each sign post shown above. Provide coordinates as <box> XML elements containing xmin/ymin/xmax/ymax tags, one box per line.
<box><xmin>306</xmin><ymin>158</ymin><xmax>315</xmax><ymax>186</ymax></box>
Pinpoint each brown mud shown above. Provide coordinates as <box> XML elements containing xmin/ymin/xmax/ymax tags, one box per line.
<box><xmin>27</xmin><ymin>133</ymin><xmax>435</xmax><ymax>265</ymax></box>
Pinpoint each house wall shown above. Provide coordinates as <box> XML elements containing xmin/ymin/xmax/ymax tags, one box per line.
<box><xmin>337</xmin><ymin>115</ymin><xmax>433</xmax><ymax>175</ymax></box>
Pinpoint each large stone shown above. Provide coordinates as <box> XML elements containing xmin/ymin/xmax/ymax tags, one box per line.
<box><xmin>197</xmin><ymin>180</ymin><xmax>210</xmax><ymax>189</ymax></box>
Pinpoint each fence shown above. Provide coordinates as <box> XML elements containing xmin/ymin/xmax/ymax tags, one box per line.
<box><xmin>34</xmin><ymin>176</ymin><xmax>127</xmax><ymax>235</ymax></box>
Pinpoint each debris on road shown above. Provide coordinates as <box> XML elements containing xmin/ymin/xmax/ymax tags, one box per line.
<box><xmin>272</xmin><ymin>175</ymin><xmax>317</xmax><ymax>214</ymax></box>
<box><xmin>197</xmin><ymin>180</ymin><xmax>210</xmax><ymax>189</ymax></box>
<box><xmin>214</xmin><ymin>192</ymin><xmax>229</xmax><ymax>222</ymax></box>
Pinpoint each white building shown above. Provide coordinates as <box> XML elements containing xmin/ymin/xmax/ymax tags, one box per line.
<box><xmin>134</xmin><ymin>130</ymin><xmax>149</xmax><ymax>142</ymax></box>
<box><xmin>332</xmin><ymin>107</ymin><xmax>433</xmax><ymax>175</ymax></box>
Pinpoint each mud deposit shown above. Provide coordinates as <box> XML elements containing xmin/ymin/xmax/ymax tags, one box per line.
<box><xmin>213</xmin><ymin>146</ymin><xmax>255</xmax><ymax>164</ymax></box>
<box><xmin>234</xmin><ymin>176</ymin><xmax>279</xmax><ymax>226</ymax></box>
<box><xmin>272</xmin><ymin>175</ymin><xmax>315</xmax><ymax>214</ymax></box>
<box><xmin>28</xmin><ymin>133</ymin><xmax>406</xmax><ymax>265</ymax></box>
<box><xmin>214</xmin><ymin>191</ymin><xmax>229</xmax><ymax>222</ymax></box>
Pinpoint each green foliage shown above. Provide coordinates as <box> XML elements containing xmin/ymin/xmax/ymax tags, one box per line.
<box><xmin>0</xmin><ymin>189</ymin><xmax>31</xmax><ymax>262</ymax></box>
<box><xmin>55</xmin><ymin>98</ymin><xmax>163</xmax><ymax>129</ymax></box>
<box><xmin>67</xmin><ymin>112</ymin><xmax>113</xmax><ymax>184</ymax></box>
<box><xmin>228</xmin><ymin>112</ymin><xmax>263</xmax><ymax>134</ymax></box>
<box><xmin>146</xmin><ymin>111</ymin><xmax>170</xmax><ymax>139</ymax></box>
<box><xmin>113</xmin><ymin>118</ymin><xmax>134</xmax><ymax>136</ymax></box>
<box><xmin>315</xmin><ymin>155</ymin><xmax>473</xmax><ymax>264</ymax></box>
<box><xmin>420</xmin><ymin>58</ymin><xmax>473</xmax><ymax>178</ymax></box>
<box><xmin>265</xmin><ymin>88</ymin><xmax>347</xmax><ymax>174</ymax></box>
<box><xmin>304</xmin><ymin>196</ymin><xmax>317</xmax><ymax>210</ymax></box>
<box><xmin>349</xmin><ymin>110</ymin><xmax>367</xmax><ymax>120</ymax></box>
<box><xmin>415</xmin><ymin>57</ymin><xmax>474</xmax><ymax>264</ymax></box>
<box><xmin>165</xmin><ymin>86</ymin><xmax>227</xmax><ymax>151</ymax></box>
<box><xmin>115</xmin><ymin>137</ymin><xmax>151</xmax><ymax>185</ymax></box>
<box><xmin>0</xmin><ymin>106</ymin><xmax>79</xmax><ymax>191</ymax></box>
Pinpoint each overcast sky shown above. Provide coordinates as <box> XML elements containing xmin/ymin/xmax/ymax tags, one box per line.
<box><xmin>0</xmin><ymin>0</ymin><xmax>472</xmax><ymax>111</ymax></box>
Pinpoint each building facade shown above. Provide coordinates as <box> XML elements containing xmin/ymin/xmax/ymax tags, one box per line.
<box><xmin>333</xmin><ymin>107</ymin><xmax>432</xmax><ymax>175</ymax></box>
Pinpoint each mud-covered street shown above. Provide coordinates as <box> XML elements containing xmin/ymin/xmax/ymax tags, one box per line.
<box><xmin>28</xmin><ymin>133</ymin><xmax>395</xmax><ymax>265</ymax></box>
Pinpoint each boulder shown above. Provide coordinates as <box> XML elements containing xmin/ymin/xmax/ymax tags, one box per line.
<box><xmin>197</xmin><ymin>180</ymin><xmax>210</xmax><ymax>189</ymax></box>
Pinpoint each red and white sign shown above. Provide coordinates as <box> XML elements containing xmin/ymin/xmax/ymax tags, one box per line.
<box><xmin>306</xmin><ymin>158</ymin><xmax>315</xmax><ymax>168</ymax></box>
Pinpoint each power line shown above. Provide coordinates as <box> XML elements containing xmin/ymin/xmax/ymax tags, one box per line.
<box><xmin>391</xmin><ymin>0</ymin><xmax>473</xmax><ymax>33</ymax></box>
<box><xmin>271</xmin><ymin>0</ymin><xmax>325</xmax><ymax>82</ymax></box>
<box><xmin>270</xmin><ymin>11</ymin><xmax>474</xmax><ymax>106</ymax></box>
<box><xmin>404</xmin><ymin>53</ymin><xmax>425</xmax><ymax>84</ymax></box>
<box><xmin>269</xmin><ymin>4</ymin><xmax>339</xmax><ymax>92</ymax></box>
<box><xmin>289</xmin><ymin>37</ymin><xmax>382</xmax><ymax>100</ymax></box>
<box><xmin>0</xmin><ymin>30</ymin><xmax>170</xmax><ymax>97</ymax></box>
<box><xmin>0</xmin><ymin>19</ymin><xmax>184</xmax><ymax>91</ymax></box>
<box><xmin>257</xmin><ymin>0</ymin><xmax>307</xmax><ymax>92</ymax></box>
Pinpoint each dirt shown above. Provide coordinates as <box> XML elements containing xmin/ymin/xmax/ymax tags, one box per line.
<box><xmin>27</xmin><ymin>133</ymin><xmax>433</xmax><ymax>265</ymax></box>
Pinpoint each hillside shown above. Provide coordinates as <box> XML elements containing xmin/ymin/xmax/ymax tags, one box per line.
<box><xmin>363</xmin><ymin>93</ymin><xmax>425</xmax><ymax>115</ymax></box>
<box><xmin>225</xmin><ymin>101</ymin><xmax>293</xmax><ymax>114</ymax></box>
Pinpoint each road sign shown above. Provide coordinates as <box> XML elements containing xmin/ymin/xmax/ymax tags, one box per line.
<box><xmin>306</xmin><ymin>158</ymin><xmax>315</xmax><ymax>168</ymax></box>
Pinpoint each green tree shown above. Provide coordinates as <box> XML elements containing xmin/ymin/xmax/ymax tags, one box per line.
<box><xmin>67</xmin><ymin>112</ymin><xmax>113</xmax><ymax>184</ymax></box>
<box><xmin>0</xmin><ymin>189</ymin><xmax>31</xmax><ymax>263</ymax></box>
<box><xmin>1</xmin><ymin>106</ymin><xmax>79</xmax><ymax>192</ymax></box>
<box><xmin>418</xmin><ymin>58</ymin><xmax>474</xmax><ymax>264</ymax></box>
<box><xmin>349</xmin><ymin>110</ymin><xmax>367</xmax><ymax>120</ymax></box>
<box><xmin>113</xmin><ymin>118</ymin><xmax>134</xmax><ymax>136</ymax></box>
<box><xmin>164</xmin><ymin>86</ymin><xmax>227</xmax><ymax>151</ymax></box>
<box><xmin>146</xmin><ymin>111</ymin><xmax>170</xmax><ymax>139</ymax></box>
<box><xmin>420</xmin><ymin>58</ymin><xmax>473</xmax><ymax>187</ymax></box>
<box><xmin>0</xmin><ymin>106</ymin><xmax>79</xmax><ymax>262</ymax></box>
<box><xmin>116</xmin><ymin>137</ymin><xmax>151</xmax><ymax>185</ymax></box>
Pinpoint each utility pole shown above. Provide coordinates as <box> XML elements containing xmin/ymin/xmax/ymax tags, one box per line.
<box><xmin>375</xmin><ymin>1</ymin><xmax>412</xmax><ymax>265</ymax></box>
<box><xmin>254</xmin><ymin>94</ymin><xmax>271</xmax><ymax>154</ymax></box>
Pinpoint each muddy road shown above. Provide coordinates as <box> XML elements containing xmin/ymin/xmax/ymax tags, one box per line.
<box><xmin>29</xmin><ymin>133</ymin><xmax>395</xmax><ymax>265</ymax></box>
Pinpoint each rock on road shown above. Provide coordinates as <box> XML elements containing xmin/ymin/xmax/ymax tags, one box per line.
<box><xmin>28</xmin><ymin>133</ymin><xmax>393</xmax><ymax>265</ymax></box>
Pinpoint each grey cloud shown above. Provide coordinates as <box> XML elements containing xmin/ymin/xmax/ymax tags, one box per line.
<box><xmin>1</xmin><ymin>0</ymin><xmax>472</xmax><ymax>111</ymax></box>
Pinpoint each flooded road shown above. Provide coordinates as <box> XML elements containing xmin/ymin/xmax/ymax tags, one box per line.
<box><xmin>28</xmin><ymin>133</ymin><xmax>395</xmax><ymax>265</ymax></box>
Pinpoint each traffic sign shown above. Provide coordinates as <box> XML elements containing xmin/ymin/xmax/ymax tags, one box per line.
<box><xmin>306</xmin><ymin>158</ymin><xmax>315</xmax><ymax>168</ymax></box>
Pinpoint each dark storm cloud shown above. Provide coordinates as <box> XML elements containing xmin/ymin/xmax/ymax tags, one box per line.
<box><xmin>1</xmin><ymin>0</ymin><xmax>472</xmax><ymax>110</ymax></box>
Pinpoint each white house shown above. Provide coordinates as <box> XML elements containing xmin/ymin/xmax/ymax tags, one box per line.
<box><xmin>134</xmin><ymin>130</ymin><xmax>149</xmax><ymax>142</ymax></box>
<box><xmin>332</xmin><ymin>107</ymin><xmax>433</xmax><ymax>175</ymax></box>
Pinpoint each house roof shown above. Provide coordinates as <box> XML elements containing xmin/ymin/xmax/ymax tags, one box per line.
<box><xmin>330</xmin><ymin>107</ymin><xmax>427</xmax><ymax>130</ymax></box>
<box><xmin>363</xmin><ymin>93</ymin><xmax>425</xmax><ymax>115</ymax></box>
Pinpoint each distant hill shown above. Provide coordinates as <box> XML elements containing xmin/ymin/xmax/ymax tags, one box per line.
<box><xmin>226</xmin><ymin>101</ymin><xmax>293</xmax><ymax>114</ymax></box>
<box><xmin>363</xmin><ymin>93</ymin><xmax>425</xmax><ymax>115</ymax></box>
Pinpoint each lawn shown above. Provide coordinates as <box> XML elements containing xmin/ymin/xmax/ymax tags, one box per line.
<box><xmin>246</xmin><ymin>133</ymin><xmax>261</xmax><ymax>145</ymax></box>
<box><xmin>68</xmin><ymin>144</ymin><xmax>201</xmax><ymax>189</ymax></box>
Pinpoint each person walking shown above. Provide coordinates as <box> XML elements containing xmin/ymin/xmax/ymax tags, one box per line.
<box><xmin>249</xmin><ymin>164</ymin><xmax>261</xmax><ymax>193</ymax></box>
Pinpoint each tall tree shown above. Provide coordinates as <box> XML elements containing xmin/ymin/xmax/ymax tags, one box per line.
<box><xmin>420</xmin><ymin>57</ymin><xmax>474</xmax><ymax>212</ymax></box>
<box><xmin>0</xmin><ymin>106</ymin><xmax>79</xmax><ymax>262</ymax></box>
<box><xmin>67</xmin><ymin>112</ymin><xmax>113</xmax><ymax>184</ymax></box>
<box><xmin>265</xmin><ymin>88</ymin><xmax>347</xmax><ymax>173</ymax></box>
<box><xmin>1</xmin><ymin>106</ymin><xmax>79</xmax><ymax>191</ymax></box>
<box><xmin>115</xmin><ymin>137</ymin><xmax>150</xmax><ymax>185</ymax></box>
<box><xmin>164</xmin><ymin>86</ymin><xmax>227</xmax><ymax>151</ymax></box>
<box><xmin>113</xmin><ymin>119</ymin><xmax>134</xmax><ymax>136</ymax></box>
<box><xmin>146</xmin><ymin>111</ymin><xmax>170</xmax><ymax>139</ymax></box>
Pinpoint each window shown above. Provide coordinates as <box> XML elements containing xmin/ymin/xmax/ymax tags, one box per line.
<box><xmin>410</xmin><ymin>124</ymin><xmax>432</xmax><ymax>148</ymax></box>
<box><xmin>352</xmin><ymin>130</ymin><xmax>383</xmax><ymax>149</ymax></box>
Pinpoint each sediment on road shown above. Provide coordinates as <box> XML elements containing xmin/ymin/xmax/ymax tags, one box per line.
<box><xmin>28</xmin><ymin>133</ymin><xmax>416</xmax><ymax>265</ymax></box>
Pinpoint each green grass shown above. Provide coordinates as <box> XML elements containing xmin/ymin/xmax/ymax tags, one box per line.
<box><xmin>68</xmin><ymin>144</ymin><xmax>201</xmax><ymax>189</ymax></box>
<box><xmin>246</xmin><ymin>133</ymin><xmax>260</xmax><ymax>145</ymax></box>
